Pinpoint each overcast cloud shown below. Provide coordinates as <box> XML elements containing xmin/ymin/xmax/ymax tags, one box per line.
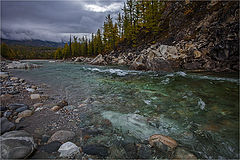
<box><xmin>1</xmin><ymin>0</ymin><xmax>125</xmax><ymax>42</ymax></box>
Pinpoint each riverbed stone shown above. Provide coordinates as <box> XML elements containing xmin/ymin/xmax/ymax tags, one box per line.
<box><xmin>58</xmin><ymin>142</ymin><xmax>80</xmax><ymax>158</ymax></box>
<box><xmin>18</xmin><ymin>110</ymin><xmax>33</xmax><ymax>118</ymax></box>
<box><xmin>0</xmin><ymin>130</ymin><xmax>36</xmax><ymax>159</ymax></box>
<box><xmin>39</xmin><ymin>141</ymin><xmax>62</xmax><ymax>153</ymax></box>
<box><xmin>51</xmin><ymin>105</ymin><xmax>62</xmax><ymax>111</ymax></box>
<box><xmin>82</xmin><ymin>144</ymin><xmax>108</xmax><ymax>157</ymax></box>
<box><xmin>0</xmin><ymin>117</ymin><xmax>15</xmax><ymax>134</ymax></box>
<box><xmin>30</xmin><ymin>94</ymin><xmax>41</xmax><ymax>99</ymax></box>
<box><xmin>33</xmin><ymin>103</ymin><xmax>43</xmax><ymax>108</ymax></box>
<box><xmin>8</xmin><ymin>103</ymin><xmax>28</xmax><ymax>110</ymax></box>
<box><xmin>57</xmin><ymin>100</ymin><xmax>68</xmax><ymax>108</ymax></box>
<box><xmin>3</xmin><ymin>111</ymin><xmax>12</xmax><ymax>118</ymax></box>
<box><xmin>10</xmin><ymin>77</ymin><xmax>18</xmax><ymax>81</ymax></box>
<box><xmin>26</xmin><ymin>88</ymin><xmax>35</xmax><ymax>92</ymax></box>
<box><xmin>0</xmin><ymin>106</ymin><xmax>7</xmax><ymax>112</ymax></box>
<box><xmin>149</xmin><ymin>134</ymin><xmax>178</xmax><ymax>151</ymax></box>
<box><xmin>0</xmin><ymin>72</ymin><xmax>8</xmax><ymax>78</ymax></box>
<box><xmin>48</xmin><ymin>130</ymin><xmax>75</xmax><ymax>143</ymax></box>
<box><xmin>15</xmin><ymin>106</ymin><xmax>29</xmax><ymax>113</ymax></box>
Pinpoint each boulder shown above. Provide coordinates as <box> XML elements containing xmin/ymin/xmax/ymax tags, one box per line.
<box><xmin>149</xmin><ymin>134</ymin><xmax>178</xmax><ymax>150</ymax></box>
<box><xmin>18</xmin><ymin>110</ymin><xmax>33</xmax><ymax>118</ymax></box>
<box><xmin>30</xmin><ymin>94</ymin><xmax>41</xmax><ymax>99</ymax></box>
<box><xmin>0</xmin><ymin>72</ymin><xmax>8</xmax><ymax>78</ymax></box>
<box><xmin>39</xmin><ymin>141</ymin><xmax>62</xmax><ymax>153</ymax></box>
<box><xmin>0</xmin><ymin>117</ymin><xmax>15</xmax><ymax>135</ymax></box>
<box><xmin>48</xmin><ymin>130</ymin><xmax>75</xmax><ymax>143</ymax></box>
<box><xmin>82</xmin><ymin>144</ymin><xmax>108</xmax><ymax>157</ymax></box>
<box><xmin>58</xmin><ymin>142</ymin><xmax>80</xmax><ymax>158</ymax></box>
<box><xmin>130</xmin><ymin>55</ymin><xmax>146</xmax><ymax>70</ymax></box>
<box><xmin>90</xmin><ymin>54</ymin><xmax>106</xmax><ymax>65</ymax></box>
<box><xmin>0</xmin><ymin>130</ymin><xmax>36</xmax><ymax>159</ymax></box>
<box><xmin>118</xmin><ymin>59</ymin><xmax>126</xmax><ymax>65</ymax></box>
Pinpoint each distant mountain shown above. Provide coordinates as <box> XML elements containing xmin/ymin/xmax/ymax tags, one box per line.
<box><xmin>1</xmin><ymin>39</ymin><xmax>65</xmax><ymax>48</ymax></box>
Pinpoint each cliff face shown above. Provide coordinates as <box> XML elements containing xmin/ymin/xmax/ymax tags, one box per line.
<box><xmin>88</xmin><ymin>1</ymin><xmax>239</xmax><ymax>72</ymax></box>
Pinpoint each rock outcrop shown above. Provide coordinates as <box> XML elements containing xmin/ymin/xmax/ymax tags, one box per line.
<box><xmin>83</xmin><ymin>1</ymin><xmax>239</xmax><ymax>72</ymax></box>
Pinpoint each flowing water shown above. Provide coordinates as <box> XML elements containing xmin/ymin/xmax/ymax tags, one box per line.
<box><xmin>12</xmin><ymin>61</ymin><xmax>239</xmax><ymax>159</ymax></box>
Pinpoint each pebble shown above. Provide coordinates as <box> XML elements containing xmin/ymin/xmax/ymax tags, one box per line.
<box><xmin>30</xmin><ymin>94</ymin><xmax>41</xmax><ymax>99</ymax></box>
<box><xmin>26</xmin><ymin>88</ymin><xmax>35</xmax><ymax>92</ymax></box>
<box><xmin>15</xmin><ymin>106</ymin><xmax>29</xmax><ymax>113</ymax></box>
<box><xmin>51</xmin><ymin>106</ymin><xmax>62</xmax><ymax>112</ymax></box>
<box><xmin>18</xmin><ymin>110</ymin><xmax>33</xmax><ymax>118</ymax></box>
<box><xmin>33</xmin><ymin>103</ymin><xmax>43</xmax><ymax>108</ymax></box>
<box><xmin>47</xmin><ymin>130</ymin><xmax>75</xmax><ymax>143</ymax></box>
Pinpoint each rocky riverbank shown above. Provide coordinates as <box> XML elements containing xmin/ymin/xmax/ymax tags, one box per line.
<box><xmin>0</xmin><ymin>60</ymin><xmax>199</xmax><ymax>159</ymax></box>
<box><xmin>73</xmin><ymin>1</ymin><xmax>239</xmax><ymax>73</ymax></box>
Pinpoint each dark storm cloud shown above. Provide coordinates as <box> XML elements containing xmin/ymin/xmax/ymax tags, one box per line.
<box><xmin>1</xmin><ymin>0</ymin><xmax>125</xmax><ymax>42</ymax></box>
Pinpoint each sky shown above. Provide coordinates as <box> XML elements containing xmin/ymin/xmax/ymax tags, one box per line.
<box><xmin>1</xmin><ymin>0</ymin><xmax>125</xmax><ymax>42</ymax></box>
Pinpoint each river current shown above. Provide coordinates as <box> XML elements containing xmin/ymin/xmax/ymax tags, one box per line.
<box><xmin>12</xmin><ymin>61</ymin><xmax>239</xmax><ymax>159</ymax></box>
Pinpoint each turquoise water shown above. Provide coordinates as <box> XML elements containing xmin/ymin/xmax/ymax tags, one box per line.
<box><xmin>12</xmin><ymin>61</ymin><xmax>239</xmax><ymax>159</ymax></box>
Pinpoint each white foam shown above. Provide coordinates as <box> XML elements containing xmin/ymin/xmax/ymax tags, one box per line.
<box><xmin>84</xmin><ymin>67</ymin><xmax>141</xmax><ymax>76</ymax></box>
<box><xmin>198</xmin><ymin>98</ymin><xmax>206</xmax><ymax>110</ymax></box>
<box><xmin>143</xmin><ymin>100</ymin><xmax>151</xmax><ymax>105</ymax></box>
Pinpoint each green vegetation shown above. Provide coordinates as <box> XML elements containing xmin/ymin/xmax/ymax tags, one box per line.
<box><xmin>55</xmin><ymin>0</ymin><xmax>166</xmax><ymax>59</ymax></box>
<box><xmin>1</xmin><ymin>43</ymin><xmax>56</xmax><ymax>60</ymax></box>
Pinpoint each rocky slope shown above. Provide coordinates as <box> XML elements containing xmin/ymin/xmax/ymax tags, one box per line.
<box><xmin>76</xmin><ymin>1</ymin><xmax>239</xmax><ymax>72</ymax></box>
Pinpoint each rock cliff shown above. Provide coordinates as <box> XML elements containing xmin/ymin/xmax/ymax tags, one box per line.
<box><xmin>82</xmin><ymin>1</ymin><xmax>239</xmax><ymax>72</ymax></box>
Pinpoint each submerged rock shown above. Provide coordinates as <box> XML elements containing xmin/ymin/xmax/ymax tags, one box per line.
<box><xmin>48</xmin><ymin>130</ymin><xmax>75</xmax><ymax>143</ymax></box>
<box><xmin>58</xmin><ymin>142</ymin><xmax>80</xmax><ymax>158</ymax></box>
<box><xmin>174</xmin><ymin>147</ymin><xmax>197</xmax><ymax>159</ymax></box>
<box><xmin>0</xmin><ymin>130</ymin><xmax>36</xmax><ymax>159</ymax></box>
<box><xmin>0</xmin><ymin>117</ymin><xmax>15</xmax><ymax>135</ymax></box>
<box><xmin>82</xmin><ymin>144</ymin><xmax>108</xmax><ymax>157</ymax></box>
<box><xmin>39</xmin><ymin>141</ymin><xmax>62</xmax><ymax>153</ymax></box>
<box><xmin>149</xmin><ymin>134</ymin><xmax>178</xmax><ymax>150</ymax></box>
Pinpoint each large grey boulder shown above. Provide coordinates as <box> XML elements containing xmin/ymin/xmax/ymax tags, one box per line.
<box><xmin>0</xmin><ymin>117</ymin><xmax>15</xmax><ymax>135</ymax></box>
<box><xmin>58</xmin><ymin>142</ymin><xmax>80</xmax><ymax>158</ymax></box>
<box><xmin>90</xmin><ymin>54</ymin><xmax>106</xmax><ymax>65</ymax></box>
<box><xmin>0</xmin><ymin>130</ymin><xmax>36</xmax><ymax>159</ymax></box>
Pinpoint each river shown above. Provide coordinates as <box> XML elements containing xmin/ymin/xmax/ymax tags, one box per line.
<box><xmin>12</xmin><ymin>61</ymin><xmax>239</xmax><ymax>159</ymax></box>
